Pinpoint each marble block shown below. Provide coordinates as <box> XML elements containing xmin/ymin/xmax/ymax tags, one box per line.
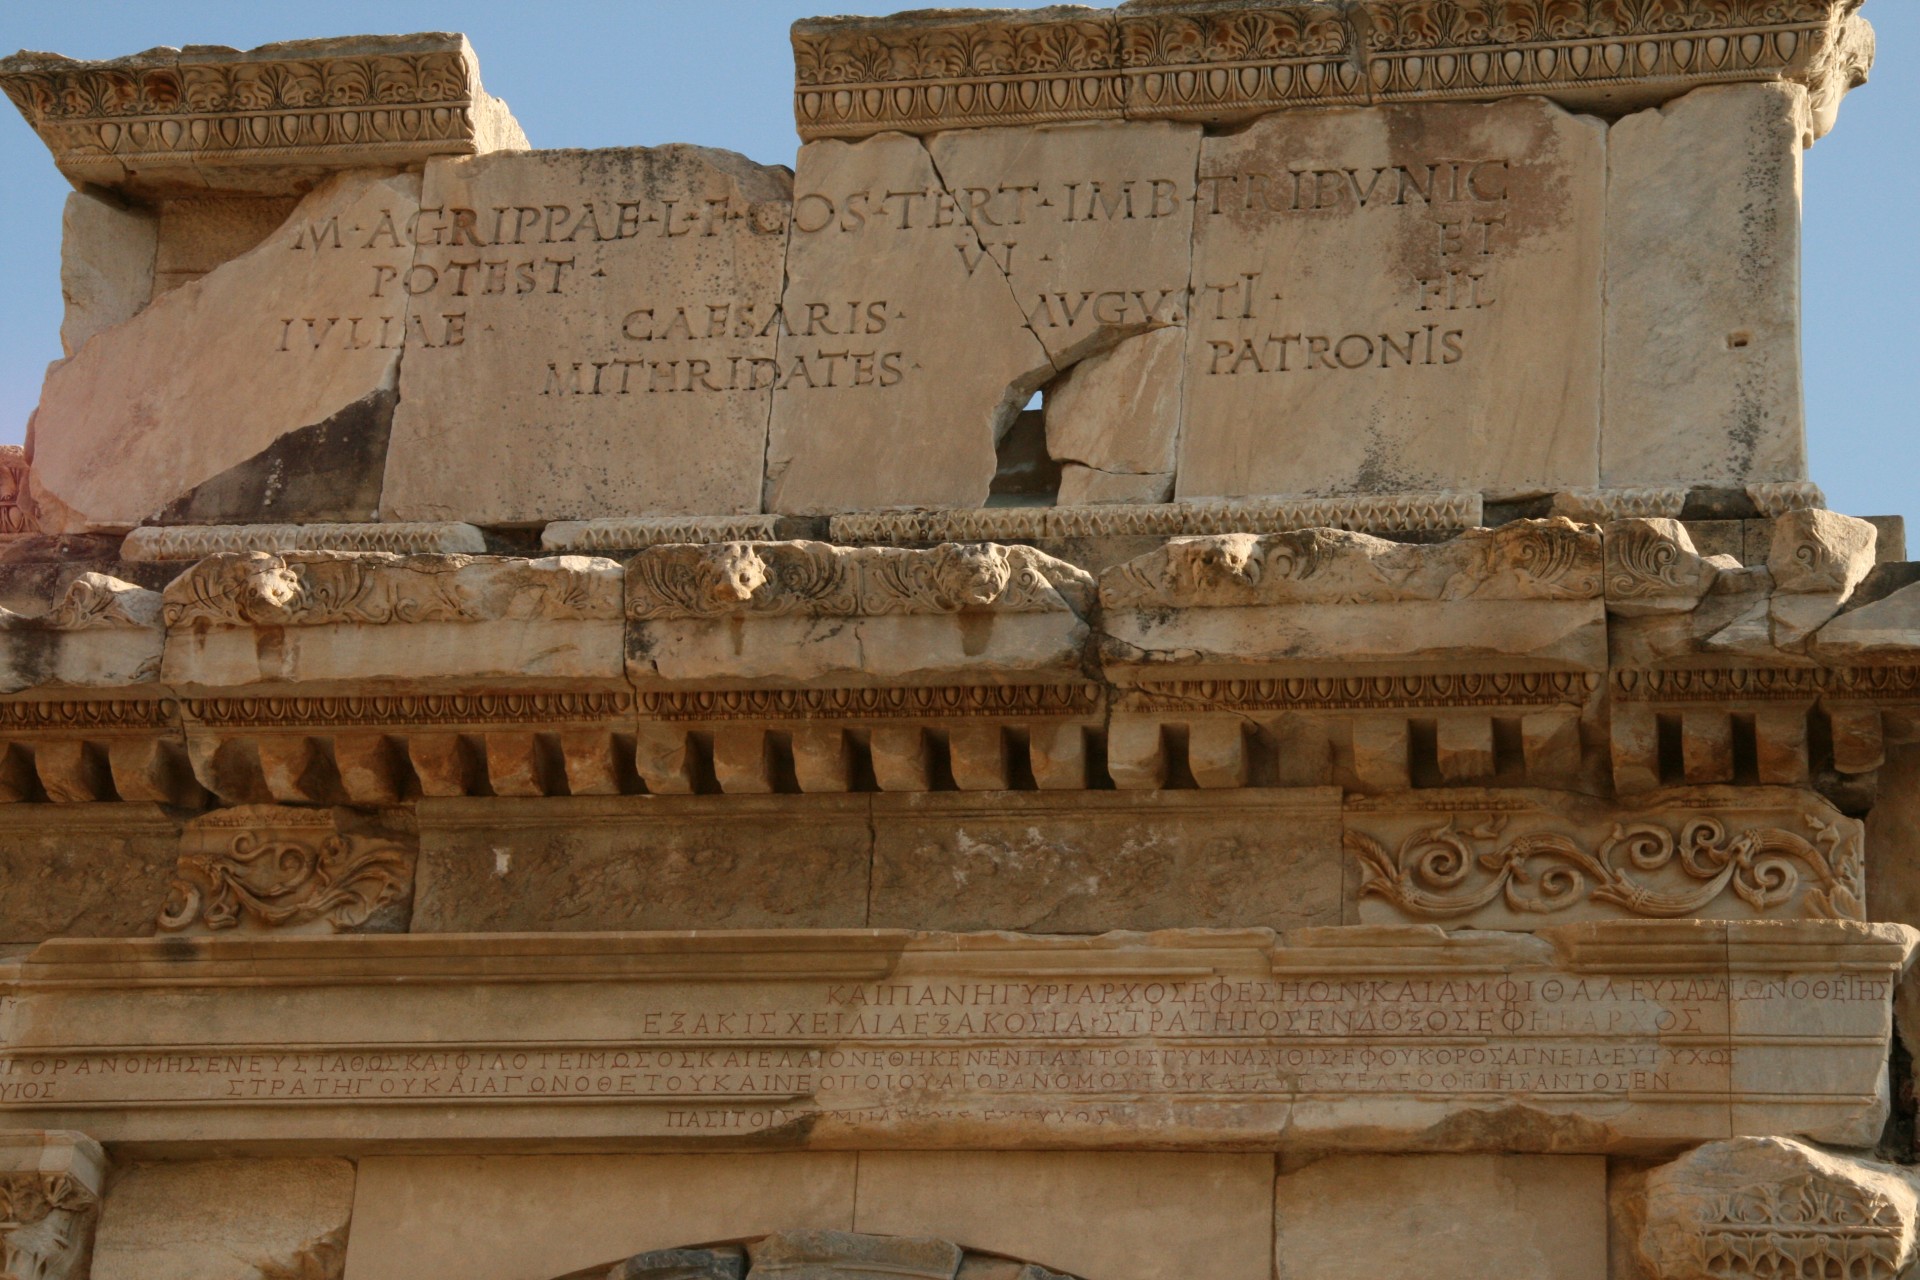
<box><xmin>764</xmin><ymin>133</ymin><xmax>1053</xmax><ymax>513</ymax></box>
<box><xmin>1273</xmin><ymin>1154</ymin><xmax>1606</xmax><ymax>1280</ymax></box>
<box><xmin>1179</xmin><ymin>98</ymin><xmax>1604</xmax><ymax>501</ymax></box>
<box><xmin>90</xmin><ymin>1158</ymin><xmax>356</xmax><ymax>1280</ymax></box>
<box><xmin>382</xmin><ymin>146</ymin><xmax>792</xmax><ymax>523</ymax></box>
<box><xmin>28</xmin><ymin>170</ymin><xmax>419</xmax><ymax>532</ymax></box>
<box><xmin>1604</xmin><ymin>84</ymin><xmax>1809</xmax><ymax>488</ymax></box>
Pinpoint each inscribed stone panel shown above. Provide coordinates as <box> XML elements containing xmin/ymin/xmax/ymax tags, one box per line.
<box><xmin>382</xmin><ymin>147</ymin><xmax>791</xmax><ymax>523</ymax></box>
<box><xmin>1272</xmin><ymin>1155</ymin><xmax>1606</xmax><ymax>1280</ymax></box>
<box><xmin>0</xmin><ymin>923</ymin><xmax>1905</xmax><ymax>1151</ymax></box>
<box><xmin>342</xmin><ymin>1154</ymin><xmax>855</xmax><ymax>1280</ymax></box>
<box><xmin>925</xmin><ymin>121</ymin><xmax>1200</xmax><ymax>367</ymax></box>
<box><xmin>868</xmin><ymin>790</ymin><xmax>1342</xmax><ymax>932</ymax></box>
<box><xmin>1178</xmin><ymin>99</ymin><xmax>1603</xmax><ymax>500</ymax></box>
<box><xmin>763</xmin><ymin>133</ymin><xmax>1055</xmax><ymax>513</ymax></box>
<box><xmin>411</xmin><ymin>795</ymin><xmax>871</xmax><ymax>932</ymax></box>
<box><xmin>854</xmin><ymin>1152</ymin><xmax>1273</xmax><ymax>1280</ymax></box>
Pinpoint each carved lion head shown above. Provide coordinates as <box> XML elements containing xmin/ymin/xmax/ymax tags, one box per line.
<box><xmin>927</xmin><ymin>543</ymin><xmax>1013</xmax><ymax>608</ymax></box>
<box><xmin>231</xmin><ymin>552</ymin><xmax>304</xmax><ymax>621</ymax></box>
<box><xmin>692</xmin><ymin>543</ymin><xmax>770</xmax><ymax>610</ymax></box>
<box><xmin>1163</xmin><ymin>534</ymin><xmax>1263</xmax><ymax>596</ymax></box>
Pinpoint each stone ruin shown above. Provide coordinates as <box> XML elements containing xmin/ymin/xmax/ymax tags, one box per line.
<box><xmin>0</xmin><ymin>3</ymin><xmax>1916</xmax><ymax>1278</ymax></box>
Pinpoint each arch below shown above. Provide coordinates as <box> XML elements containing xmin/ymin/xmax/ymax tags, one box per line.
<box><xmin>550</xmin><ymin>1228</ymin><xmax>1083</xmax><ymax>1280</ymax></box>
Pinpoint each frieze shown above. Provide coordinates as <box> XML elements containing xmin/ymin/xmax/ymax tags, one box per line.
<box><xmin>1124</xmin><ymin>670</ymin><xmax>1598</xmax><ymax>712</ymax></box>
<box><xmin>0</xmin><ymin>35</ymin><xmax>519</xmax><ymax>193</ymax></box>
<box><xmin>828</xmin><ymin>493</ymin><xmax>1482</xmax><ymax>544</ymax></box>
<box><xmin>543</xmin><ymin>516</ymin><xmax>784</xmax><ymax>554</ymax></box>
<box><xmin>0</xmin><ymin>923</ymin><xmax>1908</xmax><ymax>1150</ymax></box>
<box><xmin>635</xmin><ymin>682</ymin><xmax>1102</xmax><ymax>723</ymax></box>
<box><xmin>1613</xmin><ymin>667</ymin><xmax>1828</xmax><ymax>702</ymax></box>
<box><xmin>1748</xmin><ymin>480</ymin><xmax>1830</xmax><ymax>518</ymax></box>
<box><xmin>121</xmin><ymin>521</ymin><xmax>487</xmax><ymax>562</ymax></box>
<box><xmin>162</xmin><ymin>551</ymin><xmax>624</xmax><ymax>628</ymax></box>
<box><xmin>791</xmin><ymin>0</ymin><xmax>1866</xmax><ymax>140</ymax></box>
<box><xmin>1100</xmin><ymin>520</ymin><xmax>1601</xmax><ymax>610</ymax></box>
<box><xmin>625</xmin><ymin>542</ymin><xmax>1093</xmax><ymax>621</ymax></box>
<box><xmin>179</xmin><ymin>690</ymin><xmax>636</xmax><ymax>730</ymax></box>
<box><xmin>0</xmin><ymin>573</ymin><xmax>161</xmax><ymax>633</ymax></box>
<box><xmin>1349</xmin><ymin>788</ymin><xmax>1865</xmax><ymax>927</ymax></box>
<box><xmin>158</xmin><ymin>806</ymin><xmax>414</xmax><ymax>935</ymax></box>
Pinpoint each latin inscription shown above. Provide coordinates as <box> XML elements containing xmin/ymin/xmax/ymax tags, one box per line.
<box><xmin>1191</xmin><ymin>156</ymin><xmax>1516</xmax><ymax>379</ymax></box>
<box><xmin>278</xmin><ymin>194</ymin><xmax>798</xmax><ymax>399</ymax></box>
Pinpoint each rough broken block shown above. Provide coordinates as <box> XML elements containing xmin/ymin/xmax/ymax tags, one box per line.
<box><xmin>28</xmin><ymin>171</ymin><xmax>420</xmax><ymax>532</ymax></box>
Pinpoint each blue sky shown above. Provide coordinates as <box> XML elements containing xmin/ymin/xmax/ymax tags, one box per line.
<box><xmin>1</xmin><ymin>1</ymin><xmax>1913</xmax><ymax>518</ymax></box>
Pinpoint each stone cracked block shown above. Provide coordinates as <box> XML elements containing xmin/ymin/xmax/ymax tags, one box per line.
<box><xmin>1179</xmin><ymin>98</ymin><xmax>1603</xmax><ymax>500</ymax></box>
<box><xmin>383</xmin><ymin>145</ymin><xmax>792</xmax><ymax>523</ymax></box>
<box><xmin>29</xmin><ymin>170</ymin><xmax>421</xmax><ymax>532</ymax></box>
<box><xmin>765</xmin><ymin>132</ymin><xmax>1052</xmax><ymax>513</ymax></box>
<box><xmin>410</xmin><ymin>795</ymin><xmax>871</xmax><ymax>931</ymax></box>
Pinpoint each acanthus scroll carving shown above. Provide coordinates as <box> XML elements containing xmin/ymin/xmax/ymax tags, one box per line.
<box><xmin>0</xmin><ymin>447</ymin><xmax>35</xmax><ymax>537</ymax></box>
<box><xmin>159</xmin><ymin>807</ymin><xmax>414</xmax><ymax>934</ymax></box>
<box><xmin>0</xmin><ymin>43</ymin><xmax>480</xmax><ymax>174</ymax></box>
<box><xmin>1351</xmin><ymin>812</ymin><xmax>1863</xmax><ymax>921</ymax></box>
<box><xmin>0</xmin><ymin>1172</ymin><xmax>98</xmax><ymax>1280</ymax></box>
<box><xmin>625</xmin><ymin>541</ymin><xmax>1091</xmax><ymax>621</ymax></box>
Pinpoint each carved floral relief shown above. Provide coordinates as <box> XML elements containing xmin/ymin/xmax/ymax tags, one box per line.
<box><xmin>1350</xmin><ymin>790</ymin><xmax>1865</xmax><ymax>924</ymax></box>
<box><xmin>158</xmin><ymin>805</ymin><xmax>414</xmax><ymax>935</ymax></box>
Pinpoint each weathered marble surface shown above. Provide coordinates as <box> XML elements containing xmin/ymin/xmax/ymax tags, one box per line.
<box><xmin>382</xmin><ymin>146</ymin><xmax>792</xmax><ymax>524</ymax></box>
<box><xmin>1273</xmin><ymin>1154</ymin><xmax>1606</xmax><ymax>1280</ymax></box>
<box><xmin>0</xmin><ymin>921</ymin><xmax>1907</xmax><ymax>1151</ymax></box>
<box><xmin>28</xmin><ymin>170</ymin><xmax>420</xmax><ymax>533</ymax></box>
<box><xmin>1604</xmin><ymin>84</ymin><xmax>1809</xmax><ymax>489</ymax></box>
<box><xmin>90</xmin><ymin>1158</ymin><xmax>356</xmax><ymax>1280</ymax></box>
<box><xmin>1637</xmin><ymin>1137</ymin><xmax>1920</xmax><ymax>1280</ymax></box>
<box><xmin>1178</xmin><ymin>99</ymin><xmax>1604</xmax><ymax>501</ymax></box>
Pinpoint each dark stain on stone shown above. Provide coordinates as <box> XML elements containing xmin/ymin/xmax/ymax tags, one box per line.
<box><xmin>149</xmin><ymin>387</ymin><xmax>396</xmax><ymax>525</ymax></box>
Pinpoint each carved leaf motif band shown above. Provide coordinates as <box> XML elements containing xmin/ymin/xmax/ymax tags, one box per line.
<box><xmin>791</xmin><ymin>0</ymin><xmax>1856</xmax><ymax>138</ymax></box>
<box><xmin>159</xmin><ymin>829</ymin><xmax>413</xmax><ymax>933</ymax></box>
<box><xmin>1351</xmin><ymin>813</ymin><xmax>1864</xmax><ymax>919</ymax></box>
<box><xmin>0</xmin><ymin>47</ymin><xmax>480</xmax><ymax>172</ymax></box>
<box><xmin>625</xmin><ymin>542</ymin><xmax>1088</xmax><ymax>620</ymax></box>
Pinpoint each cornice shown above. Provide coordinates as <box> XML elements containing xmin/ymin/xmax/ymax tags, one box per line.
<box><xmin>792</xmin><ymin>0</ymin><xmax>1868</xmax><ymax>140</ymax></box>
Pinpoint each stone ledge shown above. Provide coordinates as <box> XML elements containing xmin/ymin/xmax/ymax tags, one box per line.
<box><xmin>792</xmin><ymin>0</ymin><xmax>1871</xmax><ymax>141</ymax></box>
<box><xmin>121</xmin><ymin>521</ymin><xmax>487</xmax><ymax>561</ymax></box>
<box><xmin>543</xmin><ymin>516</ymin><xmax>784</xmax><ymax>553</ymax></box>
<box><xmin>829</xmin><ymin>494</ymin><xmax>1483</xmax><ymax>544</ymax></box>
<box><xmin>0</xmin><ymin>34</ymin><xmax>527</xmax><ymax>196</ymax></box>
<box><xmin>0</xmin><ymin>921</ymin><xmax>1908</xmax><ymax>1152</ymax></box>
